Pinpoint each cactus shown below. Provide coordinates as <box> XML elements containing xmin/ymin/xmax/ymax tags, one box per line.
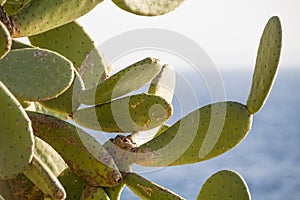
<box><xmin>111</xmin><ymin>0</ymin><xmax>185</xmax><ymax>16</ymax></box>
<box><xmin>78</xmin><ymin>57</ymin><xmax>163</xmax><ymax>105</ymax></box>
<box><xmin>23</xmin><ymin>155</ymin><xmax>66</xmax><ymax>200</ymax></box>
<box><xmin>0</xmin><ymin>81</ymin><xmax>34</xmax><ymax>180</ymax></box>
<box><xmin>247</xmin><ymin>16</ymin><xmax>282</xmax><ymax>114</ymax></box>
<box><xmin>124</xmin><ymin>173</ymin><xmax>184</xmax><ymax>200</ymax></box>
<box><xmin>9</xmin><ymin>0</ymin><xmax>105</xmax><ymax>37</ymax></box>
<box><xmin>0</xmin><ymin>48</ymin><xmax>74</xmax><ymax>101</ymax></box>
<box><xmin>0</xmin><ymin>21</ymin><xmax>11</xmax><ymax>59</ymax></box>
<box><xmin>197</xmin><ymin>170</ymin><xmax>251</xmax><ymax>200</ymax></box>
<box><xmin>28</xmin><ymin>112</ymin><xmax>122</xmax><ymax>187</ymax></box>
<box><xmin>80</xmin><ymin>186</ymin><xmax>109</xmax><ymax>200</ymax></box>
<box><xmin>0</xmin><ymin>0</ymin><xmax>283</xmax><ymax>198</ymax></box>
<box><xmin>136</xmin><ymin>101</ymin><xmax>252</xmax><ymax>166</ymax></box>
<box><xmin>73</xmin><ymin>93</ymin><xmax>172</xmax><ymax>133</ymax></box>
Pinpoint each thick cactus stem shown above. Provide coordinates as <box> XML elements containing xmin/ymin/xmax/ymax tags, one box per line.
<box><xmin>112</xmin><ymin>0</ymin><xmax>185</xmax><ymax>16</ymax></box>
<box><xmin>246</xmin><ymin>16</ymin><xmax>282</xmax><ymax>114</ymax></box>
<box><xmin>0</xmin><ymin>81</ymin><xmax>34</xmax><ymax>180</ymax></box>
<box><xmin>197</xmin><ymin>170</ymin><xmax>251</xmax><ymax>200</ymax></box>
<box><xmin>124</xmin><ymin>173</ymin><xmax>184</xmax><ymax>200</ymax></box>
<box><xmin>73</xmin><ymin>93</ymin><xmax>172</xmax><ymax>133</ymax></box>
<box><xmin>136</xmin><ymin>102</ymin><xmax>252</xmax><ymax>166</ymax></box>
<box><xmin>78</xmin><ymin>57</ymin><xmax>162</xmax><ymax>105</ymax></box>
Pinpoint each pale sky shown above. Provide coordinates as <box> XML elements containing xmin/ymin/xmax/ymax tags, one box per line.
<box><xmin>78</xmin><ymin>0</ymin><xmax>300</xmax><ymax>70</ymax></box>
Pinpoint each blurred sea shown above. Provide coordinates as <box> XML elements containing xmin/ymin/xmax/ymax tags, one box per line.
<box><xmin>119</xmin><ymin>67</ymin><xmax>300</xmax><ymax>200</ymax></box>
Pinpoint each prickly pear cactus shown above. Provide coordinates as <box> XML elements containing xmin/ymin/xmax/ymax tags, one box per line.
<box><xmin>0</xmin><ymin>0</ymin><xmax>282</xmax><ymax>198</ymax></box>
<box><xmin>197</xmin><ymin>170</ymin><xmax>251</xmax><ymax>200</ymax></box>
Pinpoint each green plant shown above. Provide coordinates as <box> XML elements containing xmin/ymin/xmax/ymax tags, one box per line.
<box><xmin>0</xmin><ymin>1</ymin><xmax>282</xmax><ymax>199</ymax></box>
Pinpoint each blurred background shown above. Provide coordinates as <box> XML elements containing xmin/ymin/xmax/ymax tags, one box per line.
<box><xmin>77</xmin><ymin>1</ymin><xmax>300</xmax><ymax>199</ymax></box>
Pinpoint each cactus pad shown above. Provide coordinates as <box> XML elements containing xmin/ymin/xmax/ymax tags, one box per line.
<box><xmin>78</xmin><ymin>57</ymin><xmax>162</xmax><ymax>105</ymax></box>
<box><xmin>28</xmin><ymin>112</ymin><xmax>122</xmax><ymax>187</ymax></box>
<box><xmin>136</xmin><ymin>102</ymin><xmax>252</xmax><ymax>166</ymax></box>
<box><xmin>0</xmin><ymin>48</ymin><xmax>74</xmax><ymax>101</ymax></box>
<box><xmin>247</xmin><ymin>16</ymin><xmax>282</xmax><ymax>114</ymax></box>
<box><xmin>124</xmin><ymin>173</ymin><xmax>184</xmax><ymax>200</ymax></box>
<box><xmin>39</xmin><ymin>69</ymin><xmax>84</xmax><ymax>117</ymax></box>
<box><xmin>23</xmin><ymin>155</ymin><xmax>66</xmax><ymax>200</ymax></box>
<box><xmin>10</xmin><ymin>0</ymin><xmax>104</xmax><ymax>37</ymax></box>
<box><xmin>0</xmin><ymin>21</ymin><xmax>11</xmax><ymax>59</ymax></box>
<box><xmin>197</xmin><ymin>170</ymin><xmax>251</xmax><ymax>200</ymax></box>
<box><xmin>29</xmin><ymin>21</ymin><xmax>108</xmax><ymax>83</ymax></box>
<box><xmin>111</xmin><ymin>0</ymin><xmax>185</xmax><ymax>16</ymax></box>
<box><xmin>0</xmin><ymin>81</ymin><xmax>34</xmax><ymax>180</ymax></box>
<box><xmin>73</xmin><ymin>93</ymin><xmax>172</xmax><ymax>133</ymax></box>
<box><xmin>34</xmin><ymin>137</ymin><xmax>67</xmax><ymax>177</ymax></box>
<box><xmin>80</xmin><ymin>186</ymin><xmax>109</xmax><ymax>200</ymax></box>
<box><xmin>58</xmin><ymin>168</ymin><xmax>88</xmax><ymax>200</ymax></box>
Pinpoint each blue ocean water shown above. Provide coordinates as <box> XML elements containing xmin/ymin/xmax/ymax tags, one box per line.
<box><xmin>120</xmin><ymin>68</ymin><xmax>300</xmax><ymax>200</ymax></box>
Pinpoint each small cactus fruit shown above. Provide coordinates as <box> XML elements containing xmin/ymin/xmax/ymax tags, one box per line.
<box><xmin>10</xmin><ymin>0</ymin><xmax>104</xmax><ymax>37</ymax></box>
<box><xmin>0</xmin><ymin>21</ymin><xmax>11</xmax><ymax>59</ymax></box>
<box><xmin>58</xmin><ymin>168</ymin><xmax>88</xmax><ymax>200</ymax></box>
<box><xmin>78</xmin><ymin>57</ymin><xmax>162</xmax><ymax>105</ymax></box>
<box><xmin>29</xmin><ymin>21</ymin><xmax>108</xmax><ymax>82</ymax></box>
<box><xmin>80</xmin><ymin>186</ymin><xmax>109</xmax><ymax>200</ymax></box>
<box><xmin>197</xmin><ymin>170</ymin><xmax>251</xmax><ymax>200</ymax></box>
<box><xmin>23</xmin><ymin>155</ymin><xmax>66</xmax><ymax>200</ymax></box>
<box><xmin>0</xmin><ymin>81</ymin><xmax>34</xmax><ymax>180</ymax></box>
<box><xmin>34</xmin><ymin>137</ymin><xmax>67</xmax><ymax>177</ymax></box>
<box><xmin>136</xmin><ymin>102</ymin><xmax>252</xmax><ymax>167</ymax></box>
<box><xmin>247</xmin><ymin>16</ymin><xmax>282</xmax><ymax>114</ymax></box>
<box><xmin>0</xmin><ymin>48</ymin><xmax>74</xmax><ymax>101</ymax></box>
<box><xmin>73</xmin><ymin>93</ymin><xmax>172</xmax><ymax>133</ymax></box>
<box><xmin>28</xmin><ymin>112</ymin><xmax>122</xmax><ymax>187</ymax></box>
<box><xmin>124</xmin><ymin>173</ymin><xmax>185</xmax><ymax>200</ymax></box>
<box><xmin>111</xmin><ymin>0</ymin><xmax>185</xmax><ymax>16</ymax></box>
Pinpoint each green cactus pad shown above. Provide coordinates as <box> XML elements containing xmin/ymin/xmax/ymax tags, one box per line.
<box><xmin>73</xmin><ymin>93</ymin><xmax>172</xmax><ymax>133</ymax></box>
<box><xmin>0</xmin><ymin>81</ymin><xmax>34</xmax><ymax>180</ymax></box>
<box><xmin>34</xmin><ymin>137</ymin><xmax>67</xmax><ymax>177</ymax></box>
<box><xmin>80</xmin><ymin>186</ymin><xmax>109</xmax><ymax>200</ymax></box>
<box><xmin>0</xmin><ymin>21</ymin><xmax>12</xmax><ymax>59</ymax></box>
<box><xmin>0</xmin><ymin>48</ymin><xmax>74</xmax><ymax>101</ymax></box>
<box><xmin>246</xmin><ymin>16</ymin><xmax>282</xmax><ymax>114</ymax></box>
<box><xmin>29</xmin><ymin>21</ymin><xmax>108</xmax><ymax>83</ymax></box>
<box><xmin>111</xmin><ymin>0</ymin><xmax>185</xmax><ymax>16</ymax></box>
<box><xmin>136</xmin><ymin>102</ymin><xmax>252</xmax><ymax>167</ymax></box>
<box><xmin>29</xmin><ymin>102</ymin><xmax>68</xmax><ymax>121</ymax></box>
<box><xmin>28</xmin><ymin>112</ymin><xmax>122</xmax><ymax>187</ymax></box>
<box><xmin>197</xmin><ymin>170</ymin><xmax>251</xmax><ymax>200</ymax></box>
<box><xmin>10</xmin><ymin>0</ymin><xmax>104</xmax><ymax>37</ymax></box>
<box><xmin>39</xmin><ymin>69</ymin><xmax>84</xmax><ymax>117</ymax></box>
<box><xmin>58</xmin><ymin>168</ymin><xmax>88</xmax><ymax>200</ymax></box>
<box><xmin>148</xmin><ymin>64</ymin><xmax>176</xmax><ymax>104</ymax></box>
<box><xmin>78</xmin><ymin>57</ymin><xmax>162</xmax><ymax>105</ymax></box>
<box><xmin>104</xmin><ymin>183</ymin><xmax>125</xmax><ymax>200</ymax></box>
<box><xmin>124</xmin><ymin>173</ymin><xmax>184</xmax><ymax>200</ymax></box>
<box><xmin>23</xmin><ymin>155</ymin><xmax>66</xmax><ymax>200</ymax></box>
